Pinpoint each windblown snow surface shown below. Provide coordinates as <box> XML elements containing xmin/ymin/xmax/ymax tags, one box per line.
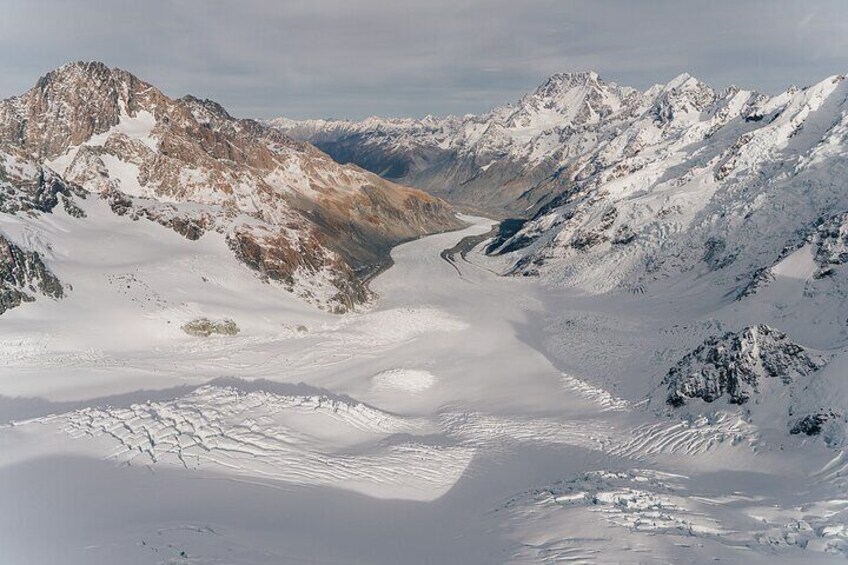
<box><xmin>1</xmin><ymin>213</ymin><xmax>847</xmax><ymax>564</ymax></box>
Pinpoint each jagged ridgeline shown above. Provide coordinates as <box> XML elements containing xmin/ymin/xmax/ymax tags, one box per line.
<box><xmin>275</xmin><ymin>72</ymin><xmax>848</xmax><ymax>305</ymax></box>
<box><xmin>0</xmin><ymin>61</ymin><xmax>462</xmax><ymax>314</ymax></box>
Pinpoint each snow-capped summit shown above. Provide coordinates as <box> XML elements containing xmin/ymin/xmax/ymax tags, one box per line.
<box><xmin>500</xmin><ymin>70</ymin><xmax>639</xmax><ymax>133</ymax></box>
<box><xmin>650</xmin><ymin>73</ymin><xmax>716</xmax><ymax>124</ymax></box>
<box><xmin>271</xmin><ymin>71</ymin><xmax>731</xmax><ymax>215</ymax></box>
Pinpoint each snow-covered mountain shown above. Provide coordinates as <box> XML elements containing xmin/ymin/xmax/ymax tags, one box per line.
<box><xmin>276</xmin><ymin>70</ymin><xmax>848</xmax><ymax>444</ymax></box>
<box><xmin>275</xmin><ymin>71</ymin><xmax>848</xmax><ymax>307</ymax></box>
<box><xmin>0</xmin><ymin>62</ymin><xmax>461</xmax><ymax>314</ymax></box>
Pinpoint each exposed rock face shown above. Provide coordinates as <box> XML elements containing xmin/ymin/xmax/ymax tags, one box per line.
<box><xmin>0</xmin><ymin>149</ymin><xmax>86</xmax><ymax>216</ymax></box>
<box><xmin>790</xmin><ymin>412</ymin><xmax>835</xmax><ymax>437</ymax></box>
<box><xmin>662</xmin><ymin>325</ymin><xmax>823</xmax><ymax>407</ymax></box>
<box><xmin>812</xmin><ymin>212</ymin><xmax>848</xmax><ymax>275</ymax></box>
<box><xmin>226</xmin><ymin>224</ymin><xmax>370</xmax><ymax>312</ymax></box>
<box><xmin>181</xmin><ymin>318</ymin><xmax>240</xmax><ymax>337</ymax></box>
<box><xmin>0</xmin><ymin>61</ymin><xmax>138</xmax><ymax>158</ymax></box>
<box><xmin>0</xmin><ymin>61</ymin><xmax>462</xmax><ymax>312</ymax></box>
<box><xmin>0</xmin><ymin>234</ymin><xmax>63</xmax><ymax>314</ymax></box>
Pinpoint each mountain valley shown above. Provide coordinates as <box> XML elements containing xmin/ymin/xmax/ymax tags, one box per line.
<box><xmin>3</xmin><ymin>62</ymin><xmax>848</xmax><ymax>564</ymax></box>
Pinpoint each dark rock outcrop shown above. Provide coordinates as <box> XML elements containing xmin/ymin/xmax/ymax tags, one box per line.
<box><xmin>0</xmin><ymin>234</ymin><xmax>63</xmax><ymax>315</ymax></box>
<box><xmin>663</xmin><ymin>325</ymin><xmax>823</xmax><ymax>407</ymax></box>
<box><xmin>181</xmin><ymin>318</ymin><xmax>240</xmax><ymax>337</ymax></box>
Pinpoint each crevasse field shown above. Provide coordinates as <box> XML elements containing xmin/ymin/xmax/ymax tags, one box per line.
<box><xmin>1</xmin><ymin>207</ymin><xmax>845</xmax><ymax>564</ymax></box>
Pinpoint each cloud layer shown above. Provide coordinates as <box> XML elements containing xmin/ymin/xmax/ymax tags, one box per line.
<box><xmin>1</xmin><ymin>0</ymin><xmax>846</xmax><ymax>119</ymax></box>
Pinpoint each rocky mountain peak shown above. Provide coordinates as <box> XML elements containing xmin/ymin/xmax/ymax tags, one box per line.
<box><xmin>525</xmin><ymin>70</ymin><xmax>626</xmax><ymax>109</ymax></box>
<box><xmin>31</xmin><ymin>60</ymin><xmax>154</xmax><ymax>116</ymax></box>
<box><xmin>650</xmin><ymin>72</ymin><xmax>716</xmax><ymax>123</ymax></box>
<box><xmin>0</xmin><ymin>62</ymin><xmax>463</xmax><ymax>312</ymax></box>
<box><xmin>0</xmin><ymin>61</ymin><xmax>163</xmax><ymax>158</ymax></box>
<box><xmin>36</xmin><ymin>60</ymin><xmax>119</xmax><ymax>89</ymax></box>
<box><xmin>537</xmin><ymin>71</ymin><xmax>602</xmax><ymax>93</ymax></box>
<box><xmin>500</xmin><ymin>70</ymin><xmax>636</xmax><ymax>131</ymax></box>
<box><xmin>180</xmin><ymin>95</ymin><xmax>235</xmax><ymax>127</ymax></box>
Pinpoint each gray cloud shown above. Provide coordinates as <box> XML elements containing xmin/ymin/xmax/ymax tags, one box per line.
<box><xmin>1</xmin><ymin>0</ymin><xmax>847</xmax><ymax>119</ymax></box>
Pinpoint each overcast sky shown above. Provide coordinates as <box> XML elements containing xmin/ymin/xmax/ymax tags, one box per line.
<box><xmin>1</xmin><ymin>1</ymin><xmax>847</xmax><ymax>119</ymax></box>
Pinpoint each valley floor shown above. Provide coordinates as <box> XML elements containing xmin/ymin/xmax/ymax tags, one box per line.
<box><xmin>1</xmin><ymin>216</ymin><xmax>846</xmax><ymax>564</ymax></box>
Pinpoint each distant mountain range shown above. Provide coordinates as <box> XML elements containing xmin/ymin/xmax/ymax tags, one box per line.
<box><xmin>272</xmin><ymin>71</ymin><xmax>848</xmax><ymax>302</ymax></box>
